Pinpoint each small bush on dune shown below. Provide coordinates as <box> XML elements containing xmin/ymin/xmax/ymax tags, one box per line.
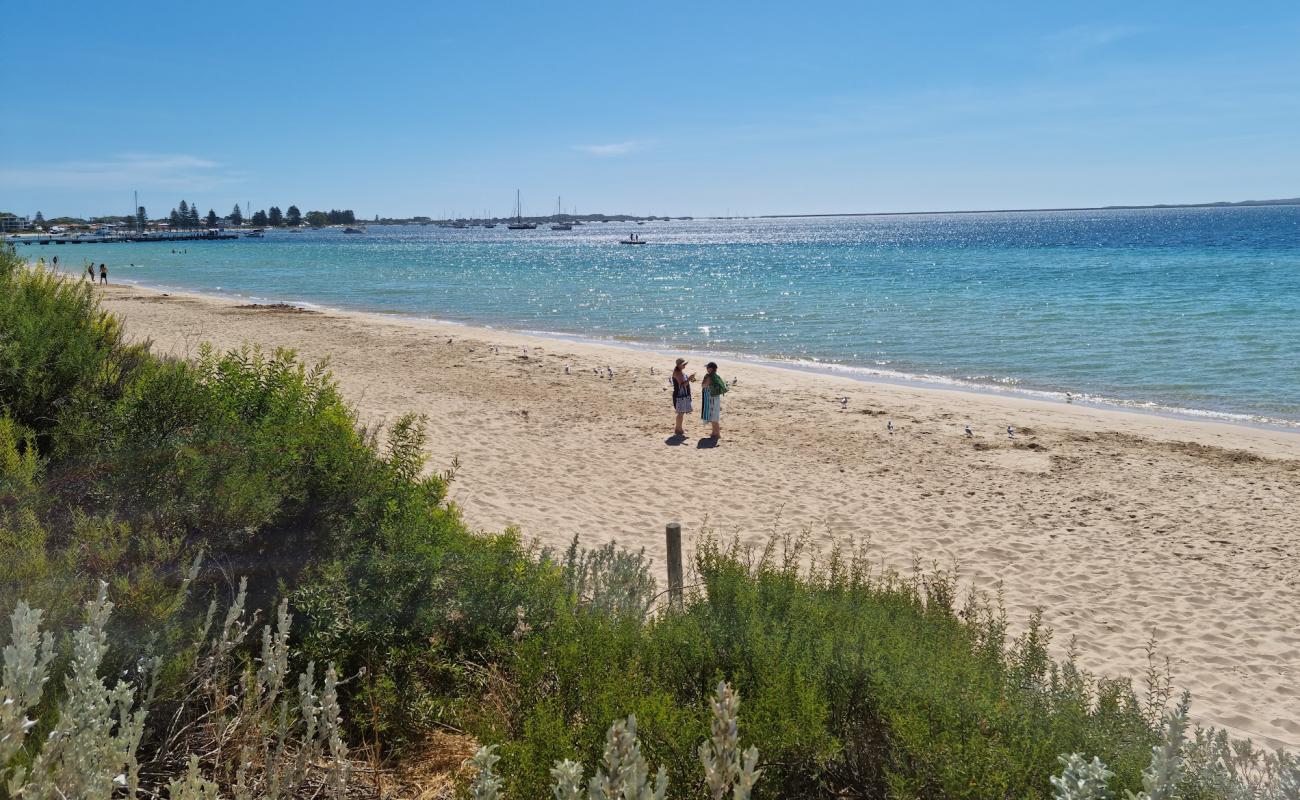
<box><xmin>0</xmin><ymin>261</ymin><xmax>148</xmax><ymax>450</ymax></box>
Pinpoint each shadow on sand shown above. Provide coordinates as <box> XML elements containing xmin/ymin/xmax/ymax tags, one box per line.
<box><xmin>696</xmin><ymin>436</ymin><xmax>719</xmax><ymax>449</ymax></box>
<box><xmin>664</xmin><ymin>433</ymin><xmax>688</xmax><ymax>446</ymax></box>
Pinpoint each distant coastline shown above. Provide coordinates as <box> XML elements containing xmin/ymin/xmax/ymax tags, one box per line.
<box><xmin>758</xmin><ymin>197</ymin><xmax>1300</xmax><ymax>220</ymax></box>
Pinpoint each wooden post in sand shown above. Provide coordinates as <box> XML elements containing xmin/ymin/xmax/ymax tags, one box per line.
<box><xmin>666</xmin><ymin>522</ymin><xmax>684</xmax><ymax>609</ymax></box>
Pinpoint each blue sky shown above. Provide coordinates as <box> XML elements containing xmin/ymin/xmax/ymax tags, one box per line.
<box><xmin>3</xmin><ymin>1</ymin><xmax>1298</xmax><ymax>218</ymax></box>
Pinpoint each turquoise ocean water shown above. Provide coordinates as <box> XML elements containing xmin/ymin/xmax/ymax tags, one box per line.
<box><xmin>18</xmin><ymin>205</ymin><xmax>1300</xmax><ymax>427</ymax></box>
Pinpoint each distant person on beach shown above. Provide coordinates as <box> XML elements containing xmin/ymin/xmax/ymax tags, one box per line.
<box><xmin>86</xmin><ymin>264</ymin><xmax>95</xmax><ymax>281</ymax></box>
<box><xmin>671</xmin><ymin>358</ymin><xmax>696</xmax><ymax>435</ymax></box>
<box><xmin>701</xmin><ymin>361</ymin><xmax>728</xmax><ymax>439</ymax></box>
<box><xmin>98</xmin><ymin>264</ymin><xmax>107</xmax><ymax>284</ymax></box>
<box><xmin>51</xmin><ymin>255</ymin><xmax>58</xmax><ymax>271</ymax></box>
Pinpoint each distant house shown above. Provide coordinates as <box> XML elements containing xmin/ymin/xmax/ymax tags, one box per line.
<box><xmin>0</xmin><ymin>214</ymin><xmax>32</xmax><ymax>233</ymax></box>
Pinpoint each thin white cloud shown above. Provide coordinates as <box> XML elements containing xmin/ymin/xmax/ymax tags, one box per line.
<box><xmin>0</xmin><ymin>153</ymin><xmax>246</xmax><ymax>190</ymax></box>
<box><xmin>572</xmin><ymin>141</ymin><xmax>645</xmax><ymax>157</ymax></box>
<box><xmin>1045</xmin><ymin>24</ymin><xmax>1146</xmax><ymax>57</ymax></box>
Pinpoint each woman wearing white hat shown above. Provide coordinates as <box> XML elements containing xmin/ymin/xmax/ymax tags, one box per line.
<box><xmin>670</xmin><ymin>357</ymin><xmax>696</xmax><ymax>435</ymax></box>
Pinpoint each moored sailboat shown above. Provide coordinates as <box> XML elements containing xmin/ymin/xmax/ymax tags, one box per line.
<box><xmin>507</xmin><ymin>190</ymin><xmax>537</xmax><ymax>229</ymax></box>
<box><xmin>550</xmin><ymin>196</ymin><xmax>572</xmax><ymax>230</ymax></box>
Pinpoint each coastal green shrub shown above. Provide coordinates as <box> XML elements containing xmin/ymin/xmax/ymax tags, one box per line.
<box><xmin>492</xmin><ymin>535</ymin><xmax>1169</xmax><ymax>798</ymax></box>
<box><xmin>0</xmin><ymin>259</ymin><xmax>148</xmax><ymax>448</ymax></box>
<box><xmin>470</xmin><ymin>681</ymin><xmax>759</xmax><ymax>800</ymax></box>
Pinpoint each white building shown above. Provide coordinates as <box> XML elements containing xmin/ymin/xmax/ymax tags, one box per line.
<box><xmin>0</xmin><ymin>214</ymin><xmax>32</xmax><ymax>233</ymax></box>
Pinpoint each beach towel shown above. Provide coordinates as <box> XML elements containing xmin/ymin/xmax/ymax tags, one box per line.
<box><xmin>701</xmin><ymin>388</ymin><xmax>722</xmax><ymax>423</ymax></box>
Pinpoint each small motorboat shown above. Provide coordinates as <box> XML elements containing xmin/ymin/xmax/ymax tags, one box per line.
<box><xmin>619</xmin><ymin>237</ymin><xmax>647</xmax><ymax>245</ymax></box>
<box><xmin>551</xmin><ymin>222</ymin><xmax>573</xmax><ymax>231</ymax></box>
<box><xmin>342</xmin><ymin>227</ymin><xmax>365</xmax><ymax>234</ymax></box>
<box><xmin>244</xmin><ymin>229</ymin><xmax>266</xmax><ymax>238</ymax></box>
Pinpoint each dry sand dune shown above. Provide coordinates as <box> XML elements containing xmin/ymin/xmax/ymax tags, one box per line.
<box><xmin>100</xmin><ymin>284</ymin><xmax>1300</xmax><ymax>751</ymax></box>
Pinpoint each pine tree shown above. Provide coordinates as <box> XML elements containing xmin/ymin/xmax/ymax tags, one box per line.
<box><xmin>286</xmin><ymin>205</ymin><xmax>301</xmax><ymax>226</ymax></box>
<box><xmin>251</xmin><ymin>209</ymin><xmax>269</xmax><ymax>227</ymax></box>
<box><xmin>268</xmin><ymin>206</ymin><xmax>283</xmax><ymax>226</ymax></box>
<box><xmin>187</xmin><ymin>206</ymin><xmax>200</xmax><ymax>228</ymax></box>
<box><xmin>169</xmin><ymin>209</ymin><xmax>181</xmax><ymax>228</ymax></box>
<box><xmin>206</xmin><ymin>209</ymin><xmax>218</xmax><ymax>227</ymax></box>
<box><xmin>33</xmin><ymin>211</ymin><xmax>45</xmax><ymax>225</ymax></box>
<box><xmin>178</xmin><ymin>200</ymin><xmax>189</xmax><ymax>228</ymax></box>
<box><xmin>230</xmin><ymin>204</ymin><xmax>244</xmax><ymax>226</ymax></box>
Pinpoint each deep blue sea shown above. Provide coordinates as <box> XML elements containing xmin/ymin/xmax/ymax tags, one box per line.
<box><xmin>19</xmin><ymin>206</ymin><xmax>1300</xmax><ymax>427</ymax></box>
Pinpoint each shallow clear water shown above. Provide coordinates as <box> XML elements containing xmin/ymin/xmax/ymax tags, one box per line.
<box><xmin>21</xmin><ymin>205</ymin><xmax>1300</xmax><ymax>426</ymax></box>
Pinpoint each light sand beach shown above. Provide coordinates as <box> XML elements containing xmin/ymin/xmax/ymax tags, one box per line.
<box><xmin>97</xmin><ymin>282</ymin><xmax>1300</xmax><ymax>750</ymax></box>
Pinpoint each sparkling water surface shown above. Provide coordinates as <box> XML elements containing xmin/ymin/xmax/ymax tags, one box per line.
<box><xmin>23</xmin><ymin>206</ymin><xmax>1300</xmax><ymax>427</ymax></box>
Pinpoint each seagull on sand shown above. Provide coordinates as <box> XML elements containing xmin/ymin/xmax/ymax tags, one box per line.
<box><xmin>1065</xmin><ymin>392</ymin><xmax>1074</xmax><ymax>404</ymax></box>
<box><xmin>887</xmin><ymin>420</ymin><xmax>894</xmax><ymax>434</ymax></box>
<box><xmin>1007</xmin><ymin>425</ymin><xmax>1015</xmax><ymax>439</ymax></box>
<box><xmin>836</xmin><ymin>397</ymin><xmax>849</xmax><ymax>410</ymax></box>
<box><xmin>446</xmin><ymin>338</ymin><xmax>452</xmax><ymax>345</ymax></box>
<box><xmin>607</xmin><ymin>367</ymin><xmax>614</xmax><ymax>379</ymax></box>
<box><xmin>565</xmin><ymin>365</ymin><xmax>570</xmax><ymax>374</ymax></box>
<box><xmin>965</xmin><ymin>425</ymin><xmax>973</xmax><ymax>437</ymax></box>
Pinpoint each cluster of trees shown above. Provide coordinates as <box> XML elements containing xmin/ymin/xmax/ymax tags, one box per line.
<box><xmin>245</xmin><ymin>206</ymin><xmax>301</xmax><ymax>227</ymax></box>
<box><xmin>18</xmin><ymin>204</ymin><xmax>359</xmax><ymax>232</ymax></box>
<box><xmin>164</xmin><ymin>200</ymin><xmax>210</xmax><ymax>230</ymax></box>
<box><xmin>239</xmin><ymin>204</ymin><xmax>354</xmax><ymax>228</ymax></box>
<box><xmin>304</xmin><ymin>208</ymin><xmax>356</xmax><ymax>226</ymax></box>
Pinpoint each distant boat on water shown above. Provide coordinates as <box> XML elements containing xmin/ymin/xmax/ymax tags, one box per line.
<box><xmin>507</xmin><ymin>190</ymin><xmax>537</xmax><ymax>229</ymax></box>
<box><xmin>244</xmin><ymin>229</ymin><xmax>265</xmax><ymax>238</ymax></box>
<box><xmin>619</xmin><ymin>235</ymin><xmax>646</xmax><ymax>245</ymax></box>
<box><xmin>342</xmin><ymin>226</ymin><xmax>365</xmax><ymax>234</ymax></box>
<box><xmin>550</xmin><ymin>196</ymin><xmax>572</xmax><ymax>230</ymax></box>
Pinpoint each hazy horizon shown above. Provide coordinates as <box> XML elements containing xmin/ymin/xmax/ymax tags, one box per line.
<box><xmin>3</xmin><ymin>1</ymin><xmax>1299</xmax><ymax>219</ymax></box>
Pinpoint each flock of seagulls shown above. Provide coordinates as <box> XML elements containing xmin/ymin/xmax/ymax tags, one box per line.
<box><xmin>831</xmin><ymin>396</ymin><xmax>1022</xmax><ymax>440</ymax></box>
